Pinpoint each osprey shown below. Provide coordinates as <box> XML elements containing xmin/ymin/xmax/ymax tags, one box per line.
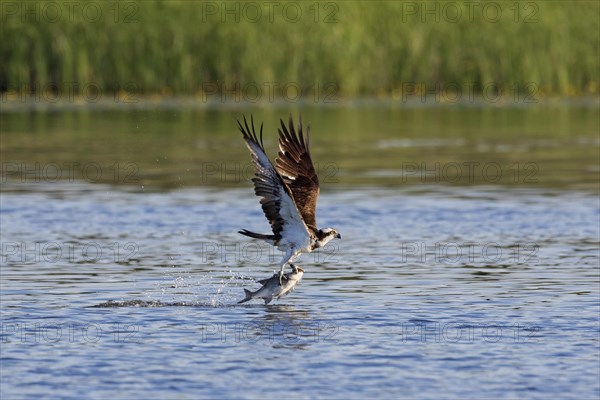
<box><xmin>238</xmin><ymin>114</ymin><xmax>341</xmax><ymax>281</ymax></box>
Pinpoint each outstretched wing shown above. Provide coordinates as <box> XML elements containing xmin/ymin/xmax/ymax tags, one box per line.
<box><xmin>276</xmin><ymin>115</ymin><xmax>320</xmax><ymax>231</ymax></box>
<box><xmin>238</xmin><ymin>115</ymin><xmax>312</xmax><ymax>243</ymax></box>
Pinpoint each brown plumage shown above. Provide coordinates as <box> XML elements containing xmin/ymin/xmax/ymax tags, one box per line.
<box><xmin>276</xmin><ymin>115</ymin><xmax>320</xmax><ymax>233</ymax></box>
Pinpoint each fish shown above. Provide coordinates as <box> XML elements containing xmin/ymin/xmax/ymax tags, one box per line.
<box><xmin>238</xmin><ymin>264</ymin><xmax>304</xmax><ymax>304</ymax></box>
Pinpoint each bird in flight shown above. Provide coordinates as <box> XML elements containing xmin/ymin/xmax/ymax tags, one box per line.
<box><xmin>238</xmin><ymin>114</ymin><xmax>341</xmax><ymax>282</ymax></box>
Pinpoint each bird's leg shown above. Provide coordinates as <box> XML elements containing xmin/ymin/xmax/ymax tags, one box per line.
<box><xmin>278</xmin><ymin>250</ymin><xmax>299</xmax><ymax>284</ymax></box>
<box><xmin>288</xmin><ymin>253</ymin><xmax>301</xmax><ymax>271</ymax></box>
<box><xmin>278</xmin><ymin>263</ymin><xmax>286</xmax><ymax>285</ymax></box>
<box><xmin>278</xmin><ymin>250</ymin><xmax>293</xmax><ymax>285</ymax></box>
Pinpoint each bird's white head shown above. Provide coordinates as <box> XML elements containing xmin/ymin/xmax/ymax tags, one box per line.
<box><xmin>316</xmin><ymin>228</ymin><xmax>341</xmax><ymax>247</ymax></box>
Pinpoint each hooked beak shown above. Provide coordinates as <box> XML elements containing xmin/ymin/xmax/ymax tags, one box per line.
<box><xmin>336</xmin><ymin>233</ymin><xmax>341</xmax><ymax>239</ymax></box>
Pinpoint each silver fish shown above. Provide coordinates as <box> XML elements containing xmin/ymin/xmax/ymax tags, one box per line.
<box><xmin>238</xmin><ymin>264</ymin><xmax>304</xmax><ymax>304</ymax></box>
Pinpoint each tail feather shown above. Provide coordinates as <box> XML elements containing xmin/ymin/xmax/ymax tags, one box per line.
<box><xmin>237</xmin><ymin>289</ymin><xmax>253</xmax><ymax>304</ymax></box>
<box><xmin>239</xmin><ymin>229</ymin><xmax>276</xmax><ymax>241</ymax></box>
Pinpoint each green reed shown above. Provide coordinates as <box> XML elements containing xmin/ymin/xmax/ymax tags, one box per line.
<box><xmin>1</xmin><ymin>0</ymin><xmax>598</xmax><ymax>97</ymax></box>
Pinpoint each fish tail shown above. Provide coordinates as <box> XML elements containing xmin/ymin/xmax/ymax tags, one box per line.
<box><xmin>237</xmin><ymin>289</ymin><xmax>253</xmax><ymax>304</ymax></box>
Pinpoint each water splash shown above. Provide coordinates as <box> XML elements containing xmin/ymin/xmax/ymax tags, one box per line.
<box><xmin>130</xmin><ymin>266</ymin><xmax>264</xmax><ymax>307</ymax></box>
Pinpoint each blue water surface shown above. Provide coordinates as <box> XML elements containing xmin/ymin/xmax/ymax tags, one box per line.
<box><xmin>1</xmin><ymin>182</ymin><xmax>598</xmax><ymax>399</ymax></box>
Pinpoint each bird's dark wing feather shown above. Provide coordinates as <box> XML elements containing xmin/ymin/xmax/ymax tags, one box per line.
<box><xmin>275</xmin><ymin>115</ymin><xmax>320</xmax><ymax>231</ymax></box>
<box><xmin>238</xmin><ymin>115</ymin><xmax>311</xmax><ymax>241</ymax></box>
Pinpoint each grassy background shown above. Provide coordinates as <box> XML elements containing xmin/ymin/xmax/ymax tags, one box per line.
<box><xmin>1</xmin><ymin>0</ymin><xmax>598</xmax><ymax>97</ymax></box>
